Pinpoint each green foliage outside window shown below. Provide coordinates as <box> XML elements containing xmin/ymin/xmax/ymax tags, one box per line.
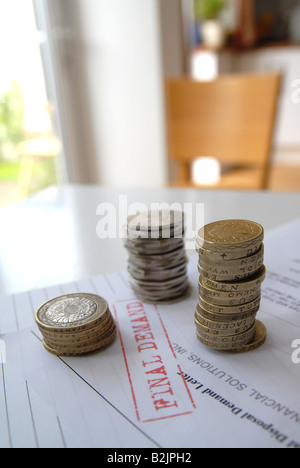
<box><xmin>0</xmin><ymin>80</ymin><xmax>25</xmax><ymax>161</ymax></box>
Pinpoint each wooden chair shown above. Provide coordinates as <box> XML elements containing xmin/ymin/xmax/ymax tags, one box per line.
<box><xmin>165</xmin><ymin>73</ymin><xmax>281</xmax><ymax>190</ymax></box>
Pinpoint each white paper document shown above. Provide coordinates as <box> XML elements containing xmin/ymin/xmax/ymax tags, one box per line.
<box><xmin>1</xmin><ymin>219</ymin><xmax>300</xmax><ymax>448</ymax></box>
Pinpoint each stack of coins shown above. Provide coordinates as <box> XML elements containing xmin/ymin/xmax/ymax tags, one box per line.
<box><xmin>124</xmin><ymin>210</ymin><xmax>189</xmax><ymax>303</ymax></box>
<box><xmin>36</xmin><ymin>293</ymin><xmax>116</xmax><ymax>356</ymax></box>
<box><xmin>194</xmin><ymin>219</ymin><xmax>267</xmax><ymax>353</ymax></box>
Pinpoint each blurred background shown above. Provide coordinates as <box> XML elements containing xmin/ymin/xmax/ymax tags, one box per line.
<box><xmin>1</xmin><ymin>0</ymin><xmax>300</xmax><ymax>207</ymax></box>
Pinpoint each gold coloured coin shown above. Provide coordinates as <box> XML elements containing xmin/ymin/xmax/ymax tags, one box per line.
<box><xmin>199</xmin><ymin>244</ymin><xmax>264</xmax><ymax>268</ymax></box>
<box><xmin>196</xmin><ymin>303</ymin><xmax>259</xmax><ymax>323</ymax></box>
<box><xmin>199</xmin><ymin>294</ymin><xmax>261</xmax><ymax>315</ymax></box>
<box><xmin>195</xmin><ymin>219</ymin><xmax>266</xmax><ymax>353</ymax></box>
<box><xmin>198</xmin><ymin>293</ymin><xmax>261</xmax><ymax>310</ymax></box>
<box><xmin>195</xmin><ymin>309</ymin><xmax>256</xmax><ymax>333</ymax></box>
<box><xmin>198</xmin><ymin>262</ymin><xmax>263</xmax><ymax>282</ymax></box>
<box><xmin>199</xmin><ymin>286</ymin><xmax>261</xmax><ymax>307</ymax></box>
<box><xmin>197</xmin><ymin>321</ymin><xmax>256</xmax><ymax>346</ymax></box>
<box><xmin>226</xmin><ymin>321</ymin><xmax>267</xmax><ymax>353</ymax></box>
<box><xmin>195</xmin><ymin>314</ymin><xmax>255</xmax><ymax>337</ymax></box>
<box><xmin>36</xmin><ymin>293</ymin><xmax>117</xmax><ymax>356</ymax></box>
<box><xmin>42</xmin><ymin>327</ymin><xmax>117</xmax><ymax>357</ymax></box>
<box><xmin>197</xmin><ymin>220</ymin><xmax>264</xmax><ymax>253</ymax></box>
<box><xmin>199</xmin><ymin>275</ymin><xmax>261</xmax><ymax>299</ymax></box>
<box><xmin>43</xmin><ymin>322</ymin><xmax>116</xmax><ymax>351</ymax></box>
<box><xmin>200</xmin><ymin>265</ymin><xmax>266</xmax><ymax>292</ymax></box>
<box><xmin>196</xmin><ymin>323</ymin><xmax>256</xmax><ymax>351</ymax></box>
<box><xmin>195</xmin><ymin>241</ymin><xmax>263</xmax><ymax>261</ymax></box>
<box><xmin>41</xmin><ymin>315</ymin><xmax>115</xmax><ymax>346</ymax></box>
<box><xmin>36</xmin><ymin>293</ymin><xmax>109</xmax><ymax>333</ymax></box>
<box><xmin>199</xmin><ymin>256</ymin><xmax>264</xmax><ymax>278</ymax></box>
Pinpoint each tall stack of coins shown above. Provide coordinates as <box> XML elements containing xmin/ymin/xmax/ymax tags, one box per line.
<box><xmin>36</xmin><ymin>293</ymin><xmax>116</xmax><ymax>356</ymax></box>
<box><xmin>124</xmin><ymin>210</ymin><xmax>189</xmax><ymax>303</ymax></box>
<box><xmin>195</xmin><ymin>220</ymin><xmax>267</xmax><ymax>353</ymax></box>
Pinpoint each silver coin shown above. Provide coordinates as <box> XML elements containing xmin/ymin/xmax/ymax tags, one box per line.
<box><xmin>131</xmin><ymin>280</ymin><xmax>190</xmax><ymax>303</ymax></box>
<box><xmin>124</xmin><ymin>238</ymin><xmax>184</xmax><ymax>255</ymax></box>
<box><xmin>128</xmin><ymin>272</ymin><xmax>188</xmax><ymax>289</ymax></box>
<box><xmin>125</xmin><ymin>210</ymin><xmax>188</xmax><ymax>303</ymax></box>
<box><xmin>128</xmin><ymin>262</ymin><xmax>187</xmax><ymax>281</ymax></box>
<box><xmin>128</xmin><ymin>210</ymin><xmax>184</xmax><ymax>231</ymax></box>
<box><xmin>36</xmin><ymin>293</ymin><xmax>108</xmax><ymax>331</ymax></box>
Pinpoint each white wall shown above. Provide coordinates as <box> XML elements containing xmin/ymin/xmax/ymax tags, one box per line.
<box><xmin>74</xmin><ymin>0</ymin><xmax>168</xmax><ymax>187</ymax></box>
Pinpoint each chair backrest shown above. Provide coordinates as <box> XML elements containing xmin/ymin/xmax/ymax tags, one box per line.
<box><xmin>165</xmin><ymin>73</ymin><xmax>281</xmax><ymax>187</ymax></box>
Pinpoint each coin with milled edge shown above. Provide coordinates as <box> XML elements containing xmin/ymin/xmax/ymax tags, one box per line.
<box><xmin>42</xmin><ymin>327</ymin><xmax>117</xmax><ymax>357</ymax></box>
<box><xmin>199</xmin><ymin>294</ymin><xmax>261</xmax><ymax>315</ymax></box>
<box><xmin>199</xmin><ymin>276</ymin><xmax>261</xmax><ymax>299</ymax></box>
<box><xmin>125</xmin><ymin>237</ymin><xmax>184</xmax><ymax>253</ymax></box>
<box><xmin>195</xmin><ymin>314</ymin><xmax>255</xmax><ymax>337</ymax></box>
<box><xmin>198</xmin><ymin>262</ymin><xmax>263</xmax><ymax>282</ymax></box>
<box><xmin>196</xmin><ymin>303</ymin><xmax>259</xmax><ymax>323</ymax></box>
<box><xmin>200</xmin><ymin>265</ymin><xmax>266</xmax><ymax>292</ymax></box>
<box><xmin>225</xmin><ymin>321</ymin><xmax>266</xmax><ymax>353</ymax></box>
<box><xmin>36</xmin><ymin>293</ymin><xmax>116</xmax><ymax>356</ymax></box>
<box><xmin>195</xmin><ymin>219</ymin><xmax>266</xmax><ymax>353</ymax></box>
<box><xmin>199</xmin><ymin>285</ymin><xmax>261</xmax><ymax>307</ymax></box>
<box><xmin>196</xmin><ymin>323</ymin><xmax>256</xmax><ymax>350</ymax></box>
<box><xmin>36</xmin><ymin>293</ymin><xmax>109</xmax><ymax>332</ymax></box>
<box><xmin>125</xmin><ymin>210</ymin><xmax>189</xmax><ymax>303</ymax></box>
<box><xmin>41</xmin><ymin>315</ymin><xmax>115</xmax><ymax>345</ymax></box>
<box><xmin>196</xmin><ymin>241</ymin><xmax>263</xmax><ymax>261</ymax></box>
<box><xmin>199</xmin><ymin>256</ymin><xmax>264</xmax><ymax>277</ymax></box>
<box><xmin>195</xmin><ymin>309</ymin><xmax>256</xmax><ymax>332</ymax></box>
<box><xmin>197</xmin><ymin>321</ymin><xmax>256</xmax><ymax>345</ymax></box>
<box><xmin>128</xmin><ymin>210</ymin><xmax>184</xmax><ymax>232</ymax></box>
<box><xmin>199</xmin><ymin>244</ymin><xmax>264</xmax><ymax>268</ymax></box>
<box><xmin>197</xmin><ymin>220</ymin><xmax>264</xmax><ymax>253</ymax></box>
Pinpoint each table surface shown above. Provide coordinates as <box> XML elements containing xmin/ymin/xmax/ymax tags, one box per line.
<box><xmin>0</xmin><ymin>184</ymin><xmax>299</xmax><ymax>296</ymax></box>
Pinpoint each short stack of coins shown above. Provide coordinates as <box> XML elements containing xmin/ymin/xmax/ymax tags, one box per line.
<box><xmin>195</xmin><ymin>219</ymin><xmax>267</xmax><ymax>353</ymax></box>
<box><xmin>36</xmin><ymin>293</ymin><xmax>116</xmax><ymax>356</ymax></box>
<box><xmin>124</xmin><ymin>210</ymin><xmax>189</xmax><ymax>303</ymax></box>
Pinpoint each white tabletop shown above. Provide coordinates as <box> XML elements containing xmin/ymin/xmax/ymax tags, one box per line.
<box><xmin>0</xmin><ymin>184</ymin><xmax>299</xmax><ymax>296</ymax></box>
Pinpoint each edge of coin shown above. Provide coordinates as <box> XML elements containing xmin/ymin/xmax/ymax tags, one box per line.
<box><xmin>197</xmin><ymin>220</ymin><xmax>264</xmax><ymax>252</ymax></box>
<box><xmin>199</xmin><ymin>265</ymin><xmax>266</xmax><ymax>292</ymax></box>
<box><xmin>224</xmin><ymin>320</ymin><xmax>267</xmax><ymax>354</ymax></box>
<box><xmin>35</xmin><ymin>293</ymin><xmax>109</xmax><ymax>333</ymax></box>
<box><xmin>42</xmin><ymin>327</ymin><xmax>117</xmax><ymax>357</ymax></box>
<box><xmin>133</xmin><ymin>283</ymin><xmax>192</xmax><ymax>305</ymax></box>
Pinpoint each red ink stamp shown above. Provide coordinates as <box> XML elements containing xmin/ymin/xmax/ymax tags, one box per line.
<box><xmin>113</xmin><ymin>299</ymin><xmax>196</xmax><ymax>423</ymax></box>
